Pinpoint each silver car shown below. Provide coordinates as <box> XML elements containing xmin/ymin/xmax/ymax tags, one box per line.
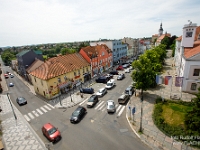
<box><xmin>107</xmin><ymin>100</ymin><xmax>116</xmax><ymax>113</ymax></box>
<box><xmin>96</xmin><ymin>88</ymin><xmax>107</xmax><ymax>97</ymax></box>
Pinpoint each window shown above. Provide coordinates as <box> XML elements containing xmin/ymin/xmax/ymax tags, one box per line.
<box><xmin>78</xmin><ymin>70</ymin><xmax>80</xmax><ymax>75</ymax></box>
<box><xmin>191</xmin><ymin>83</ymin><xmax>197</xmax><ymax>90</ymax></box>
<box><xmin>41</xmin><ymin>80</ymin><xmax>43</xmax><ymax>86</ymax></box>
<box><xmin>193</xmin><ymin>69</ymin><xmax>200</xmax><ymax>76</ymax></box>
<box><xmin>186</xmin><ymin>32</ymin><xmax>193</xmax><ymax>37</ymax></box>
<box><xmin>74</xmin><ymin>71</ymin><xmax>77</xmax><ymax>76</ymax></box>
<box><xmin>64</xmin><ymin>76</ymin><xmax>67</xmax><ymax>81</ymax></box>
<box><xmin>102</xmin><ymin>51</ymin><xmax>104</xmax><ymax>56</ymax></box>
<box><xmin>58</xmin><ymin>78</ymin><xmax>61</xmax><ymax>83</ymax></box>
<box><xmin>34</xmin><ymin>78</ymin><xmax>36</xmax><ymax>82</ymax></box>
<box><xmin>198</xmin><ymin>34</ymin><xmax>200</xmax><ymax>40</ymax></box>
<box><xmin>86</xmin><ymin>67</ymin><xmax>88</xmax><ymax>72</ymax></box>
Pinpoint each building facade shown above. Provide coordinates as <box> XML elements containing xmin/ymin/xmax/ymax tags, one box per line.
<box><xmin>79</xmin><ymin>44</ymin><xmax>112</xmax><ymax>76</ymax></box>
<box><xmin>174</xmin><ymin>22</ymin><xmax>200</xmax><ymax>93</ymax></box>
<box><xmin>90</xmin><ymin>40</ymin><xmax>128</xmax><ymax>65</ymax></box>
<box><xmin>29</xmin><ymin>53</ymin><xmax>91</xmax><ymax>99</ymax></box>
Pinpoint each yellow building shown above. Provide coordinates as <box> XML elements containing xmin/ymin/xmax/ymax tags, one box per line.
<box><xmin>29</xmin><ymin>53</ymin><xmax>91</xmax><ymax>99</ymax></box>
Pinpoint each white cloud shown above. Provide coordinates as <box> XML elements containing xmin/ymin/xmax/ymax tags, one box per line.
<box><xmin>0</xmin><ymin>0</ymin><xmax>200</xmax><ymax>47</ymax></box>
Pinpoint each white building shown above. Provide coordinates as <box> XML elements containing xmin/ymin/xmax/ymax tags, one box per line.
<box><xmin>90</xmin><ymin>40</ymin><xmax>128</xmax><ymax>65</ymax></box>
<box><xmin>174</xmin><ymin>21</ymin><xmax>200</xmax><ymax>93</ymax></box>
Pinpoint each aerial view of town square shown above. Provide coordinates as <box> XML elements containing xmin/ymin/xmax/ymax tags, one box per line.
<box><xmin>0</xmin><ymin>0</ymin><xmax>200</xmax><ymax>150</ymax></box>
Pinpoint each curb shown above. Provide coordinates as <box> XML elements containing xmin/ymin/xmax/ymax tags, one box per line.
<box><xmin>125</xmin><ymin>112</ymin><xmax>141</xmax><ymax>139</ymax></box>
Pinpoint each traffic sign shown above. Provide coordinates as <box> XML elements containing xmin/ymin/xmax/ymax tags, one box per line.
<box><xmin>132</xmin><ymin>107</ymin><xmax>135</xmax><ymax>114</ymax></box>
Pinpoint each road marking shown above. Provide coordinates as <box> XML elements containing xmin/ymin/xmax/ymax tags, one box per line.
<box><xmin>47</xmin><ymin>104</ymin><xmax>54</xmax><ymax>109</ymax></box>
<box><xmin>40</xmin><ymin>107</ymin><xmax>47</xmax><ymax>113</ymax></box>
<box><xmin>116</xmin><ymin>105</ymin><xmax>122</xmax><ymax>113</ymax></box>
<box><xmin>98</xmin><ymin>103</ymin><xmax>105</xmax><ymax>111</ymax></box>
<box><xmin>28</xmin><ymin>113</ymin><xmax>34</xmax><ymax>119</ymax></box>
<box><xmin>24</xmin><ymin>115</ymin><xmax>30</xmax><ymax>122</ymax></box>
<box><xmin>44</xmin><ymin>105</ymin><xmax>51</xmax><ymax>110</ymax></box>
<box><xmin>117</xmin><ymin>106</ymin><xmax>125</xmax><ymax>117</ymax></box>
<box><xmin>95</xmin><ymin>101</ymin><xmax>104</xmax><ymax>110</ymax></box>
<box><xmin>32</xmin><ymin>110</ymin><xmax>39</xmax><ymax>117</ymax></box>
<box><xmin>79</xmin><ymin>99</ymin><xmax>88</xmax><ymax>105</ymax></box>
<box><xmin>36</xmin><ymin>109</ymin><xmax>43</xmax><ymax>115</ymax></box>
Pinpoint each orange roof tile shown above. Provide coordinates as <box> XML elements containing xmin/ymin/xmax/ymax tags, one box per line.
<box><xmin>184</xmin><ymin>44</ymin><xmax>200</xmax><ymax>58</ymax></box>
<box><xmin>29</xmin><ymin>53</ymin><xmax>90</xmax><ymax>80</ymax></box>
<box><xmin>176</xmin><ymin>36</ymin><xmax>182</xmax><ymax>41</ymax></box>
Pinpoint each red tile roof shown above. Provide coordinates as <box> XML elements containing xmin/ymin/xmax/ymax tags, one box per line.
<box><xmin>176</xmin><ymin>36</ymin><xmax>182</xmax><ymax>41</ymax></box>
<box><xmin>29</xmin><ymin>53</ymin><xmax>90</xmax><ymax>80</ymax></box>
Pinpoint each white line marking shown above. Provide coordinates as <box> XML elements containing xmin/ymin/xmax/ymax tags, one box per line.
<box><xmin>44</xmin><ymin>105</ymin><xmax>51</xmax><ymax>110</ymax></box>
<box><xmin>47</xmin><ymin>104</ymin><xmax>54</xmax><ymax>109</ymax></box>
<box><xmin>79</xmin><ymin>99</ymin><xmax>88</xmax><ymax>105</ymax></box>
<box><xmin>24</xmin><ymin>115</ymin><xmax>30</xmax><ymax>122</ymax></box>
<box><xmin>28</xmin><ymin>113</ymin><xmax>34</xmax><ymax>119</ymax></box>
<box><xmin>98</xmin><ymin>103</ymin><xmax>105</xmax><ymax>110</ymax></box>
<box><xmin>116</xmin><ymin>105</ymin><xmax>122</xmax><ymax>113</ymax></box>
<box><xmin>95</xmin><ymin>101</ymin><xmax>104</xmax><ymax>110</ymax></box>
<box><xmin>117</xmin><ymin>106</ymin><xmax>126</xmax><ymax>117</ymax></box>
<box><xmin>32</xmin><ymin>110</ymin><xmax>39</xmax><ymax>117</ymax></box>
<box><xmin>40</xmin><ymin>107</ymin><xmax>47</xmax><ymax>113</ymax></box>
<box><xmin>36</xmin><ymin>109</ymin><xmax>43</xmax><ymax>115</ymax></box>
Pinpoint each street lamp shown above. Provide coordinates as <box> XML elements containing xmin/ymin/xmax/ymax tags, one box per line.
<box><xmin>6</xmin><ymin>93</ymin><xmax>17</xmax><ymax>121</ymax></box>
<box><xmin>139</xmin><ymin>89</ymin><xmax>144</xmax><ymax>132</ymax></box>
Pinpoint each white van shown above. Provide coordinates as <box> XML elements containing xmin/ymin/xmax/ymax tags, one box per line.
<box><xmin>105</xmin><ymin>79</ymin><xmax>116</xmax><ymax>89</ymax></box>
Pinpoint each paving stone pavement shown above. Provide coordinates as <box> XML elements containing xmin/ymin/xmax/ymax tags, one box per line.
<box><xmin>0</xmin><ymin>95</ymin><xmax>47</xmax><ymax>150</ymax></box>
<box><xmin>126</xmin><ymin>50</ymin><xmax>199</xmax><ymax>150</ymax></box>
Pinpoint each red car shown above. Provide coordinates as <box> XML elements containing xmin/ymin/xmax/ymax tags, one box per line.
<box><xmin>42</xmin><ymin>123</ymin><xmax>61</xmax><ymax>143</ymax></box>
<box><xmin>116</xmin><ymin>65</ymin><xmax>124</xmax><ymax>70</ymax></box>
<box><xmin>4</xmin><ymin>74</ymin><xmax>9</xmax><ymax>79</ymax></box>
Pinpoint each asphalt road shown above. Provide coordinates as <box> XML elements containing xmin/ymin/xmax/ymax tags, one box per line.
<box><xmin>1</xmin><ymin>58</ymin><xmax>150</xmax><ymax>150</ymax></box>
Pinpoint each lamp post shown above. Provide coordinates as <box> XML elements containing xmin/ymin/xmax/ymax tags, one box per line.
<box><xmin>7</xmin><ymin>93</ymin><xmax>17</xmax><ymax>121</ymax></box>
<box><xmin>139</xmin><ymin>89</ymin><xmax>143</xmax><ymax>132</ymax></box>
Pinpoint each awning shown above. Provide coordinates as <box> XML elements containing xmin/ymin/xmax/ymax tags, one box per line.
<box><xmin>58</xmin><ymin>81</ymin><xmax>71</xmax><ymax>89</ymax></box>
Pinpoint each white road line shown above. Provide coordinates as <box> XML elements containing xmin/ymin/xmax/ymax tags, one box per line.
<box><xmin>32</xmin><ymin>110</ymin><xmax>39</xmax><ymax>117</ymax></box>
<box><xmin>98</xmin><ymin>103</ymin><xmax>105</xmax><ymax>111</ymax></box>
<box><xmin>24</xmin><ymin>115</ymin><xmax>30</xmax><ymax>122</ymax></box>
<box><xmin>47</xmin><ymin>104</ymin><xmax>54</xmax><ymax>109</ymax></box>
<box><xmin>44</xmin><ymin>105</ymin><xmax>51</xmax><ymax>111</ymax></box>
<box><xmin>28</xmin><ymin>113</ymin><xmax>35</xmax><ymax>119</ymax></box>
<box><xmin>40</xmin><ymin>107</ymin><xmax>47</xmax><ymax>113</ymax></box>
<box><xmin>36</xmin><ymin>109</ymin><xmax>43</xmax><ymax>115</ymax></box>
<box><xmin>79</xmin><ymin>99</ymin><xmax>88</xmax><ymax>105</ymax></box>
<box><xmin>117</xmin><ymin>106</ymin><xmax>126</xmax><ymax>117</ymax></box>
<box><xmin>95</xmin><ymin>101</ymin><xmax>104</xmax><ymax>110</ymax></box>
<box><xmin>116</xmin><ymin>105</ymin><xmax>122</xmax><ymax>113</ymax></box>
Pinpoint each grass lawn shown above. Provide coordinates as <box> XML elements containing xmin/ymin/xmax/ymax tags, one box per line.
<box><xmin>162</xmin><ymin>103</ymin><xmax>193</xmax><ymax>126</ymax></box>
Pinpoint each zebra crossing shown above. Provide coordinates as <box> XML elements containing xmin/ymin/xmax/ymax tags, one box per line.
<box><xmin>24</xmin><ymin>104</ymin><xmax>55</xmax><ymax>122</ymax></box>
<box><xmin>79</xmin><ymin>100</ymin><xmax>126</xmax><ymax>117</ymax></box>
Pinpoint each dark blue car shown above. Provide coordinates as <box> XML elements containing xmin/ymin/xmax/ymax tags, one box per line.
<box><xmin>80</xmin><ymin>88</ymin><xmax>94</xmax><ymax>94</ymax></box>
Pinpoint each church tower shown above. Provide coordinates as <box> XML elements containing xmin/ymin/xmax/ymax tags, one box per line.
<box><xmin>158</xmin><ymin>23</ymin><xmax>163</xmax><ymax>36</ymax></box>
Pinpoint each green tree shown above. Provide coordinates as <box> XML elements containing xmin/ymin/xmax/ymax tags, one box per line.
<box><xmin>161</xmin><ymin>36</ymin><xmax>170</xmax><ymax>49</ymax></box>
<box><xmin>185</xmin><ymin>87</ymin><xmax>200</xmax><ymax>136</ymax></box>
<box><xmin>1</xmin><ymin>50</ymin><xmax>16</xmax><ymax>65</ymax></box>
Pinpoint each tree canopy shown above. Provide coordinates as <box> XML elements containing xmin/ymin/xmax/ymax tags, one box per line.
<box><xmin>1</xmin><ymin>50</ymin><xmax>16</xmax><ymax>65</ymax></box>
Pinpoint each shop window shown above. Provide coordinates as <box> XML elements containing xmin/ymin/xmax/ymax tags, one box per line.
<box><xmin>191</xmin><ymin>83</ymin><xmax>197</xmax><ymax>90</ymax></box>
<box><xmin>193</xmin><ymin>69</ymin><xmax>200</xmax><ymax>76</ymax></box>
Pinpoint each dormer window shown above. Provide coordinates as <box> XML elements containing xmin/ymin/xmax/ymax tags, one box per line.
<box><xmin>186</xmin><ymin>31</ymin><xmax>193</xmax><ymax>38</ymax></box>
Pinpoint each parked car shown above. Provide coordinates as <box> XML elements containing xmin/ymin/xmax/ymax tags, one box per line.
<box><xmin>107</xmin><ymin>100</ymin><xmax>116</xmax><ymax>113</ymax></box>
<box><xmin>105</xmin><ymin>79</ymin><xmax>116</xmax><ymax>89</ymax></box>
<box><xmin>4</xmin><ymin>74</ymin><xmax>9</xmax><ymax>79</ymax></box>
<box><xmin>10</xmin><ymin>74</ymin><xmax>14</xmax><ymax>78</ymax></box>
<box><xmin>116</xmin><ymin>65</ymin><xmax>124</xmax><ymax>70</ymax></box>
<box><xmin>109</xmin><ymin>71</ymin><xmax>119</xmax><ymax>75</ymax></box>
<box><xmin>104</xmin><ymin>74</ymin><xmax>113</xmax><ymax>80</ymax></box>
<box><xmin>117</xmin><ymin>74</ymin><xmax>125</xmax><ymax>80</ymax></box>
<box><xmin>42</xmin><ymin>123</ymin><xmax>61</xmax><ymax>143</ymax></box>
<box><xmin>16</xmin><ymin>97</ymin><xmax>27</xmax><ymax>106</ymax></box>
<box><xmin>125</xmin><ymin>68</ymin><xmax>130</xmax><ymax>73</ymax></box>
<box><xmin>95</xmin><ymin>76</ymin><xmax>109</xmax><ymax>83</ymax></box>
<box><xmin>118</xmin><ymin>94</ymin><xmax>130</xmax><ymax>104</ymax></box>
<box><xmin>87</xmin><ymin>95</ymin><xmax>98</xmax><ymax>108</ymax></box>
<box><xmin>96</xmin><ymin>88</ymin><xmax>107</xmax><ymax>97</ymax></box>
<box><xmin>122</xmin><ymin>64</ymin><xmax>129</xmax><ymax>68</ymax></box>
<box><xmin>70</xmin><ymin>106</ymin><xmax>87</xmax><ymax>123</ymax></box>
<box><xmin>9</xmin><ymin>82</ymin><xmax>14</xmax><ymax>87</ymax></box>
<box><xmin>125</xmin><ymin>86</ymin><xmax>134</xmax><ymax>96</ymax></box>
<box><xmin>80</xmin><ymin>88</ymin><xmax>94</xmax><ymax>94</ymax></box>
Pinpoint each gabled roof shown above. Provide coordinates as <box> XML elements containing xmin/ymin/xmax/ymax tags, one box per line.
<box><xmin>176</xmin><ymin>36</ymin><xmax>182</xmax><ymax>41</ymax></box>
<box><xmin>26</xmin><ymin>59</ymin><xmax>44</xmax><ymax>74</ymax></box>
<box><xmin>29</xmin><ymin>53</ymin><xmax>90</xmax><ymax>80</ymax></box>
<box><xmin>16</xmin><ymin>50</ymin><xmax>29</xmax><ymax>57</ymax></box>
<box><xmin>82</xmin><ymin>44</ymin><xmax>112</xmax><ymax>58</ymax></box>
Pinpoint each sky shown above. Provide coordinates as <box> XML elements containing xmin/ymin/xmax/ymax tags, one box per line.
<box><xmin>0</xmin><ymin>0</ymin><xmax>200</xmax><ymax>47</ymax></box>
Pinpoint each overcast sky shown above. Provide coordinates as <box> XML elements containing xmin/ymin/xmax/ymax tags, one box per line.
<box><xmin>0</xmin><ymin>0</ymin><xmax>200</xmax><ymax>47</ymax></box>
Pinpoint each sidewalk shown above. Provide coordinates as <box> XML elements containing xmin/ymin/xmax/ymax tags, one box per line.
<box><xmin>126</xmin><ymin>50</ymin><xmax>198</xmax><ymax>150</ymax></box>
